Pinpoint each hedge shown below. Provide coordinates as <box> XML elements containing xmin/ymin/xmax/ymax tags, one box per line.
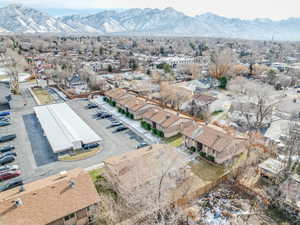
<box><xmin>200</xmin><ymin>151</ymin><xmax>206</xmax><ymax>158</ymax></box>
<box><xmin>141</xmin><ymin>121</ymin><xmax>151</xmax><ymax>130</ymax></box>
<box><xmin>199</xmin><ymin>151</ymin><xmax>215</xmax><ymax>162</ymax></box>
<box><xmin>103</xmin><ymin>96</ymin><xmax>109</xmax><ymax>102</ymax></box>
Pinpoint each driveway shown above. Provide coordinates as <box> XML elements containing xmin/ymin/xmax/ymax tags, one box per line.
<box><xmin>92</xmin><ymin>96</ymin><xmax>161</xmax><ymax>144</ymax></box>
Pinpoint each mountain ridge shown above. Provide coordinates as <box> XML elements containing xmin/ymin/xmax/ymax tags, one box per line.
<box><xmin>0</xmin><ymin>4</ymin><xmax>300</xmax><ymax>41</ymax></box>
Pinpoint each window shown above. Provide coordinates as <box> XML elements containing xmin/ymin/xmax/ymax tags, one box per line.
<box><xmin>64</xmin><ymin>213</ymin><xmax>75</xmax><ymax>221</ymax></box>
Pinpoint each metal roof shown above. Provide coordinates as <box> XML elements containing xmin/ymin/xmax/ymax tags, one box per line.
<box><xmin>34</xmin><ymin>103</ymin><xmax>101</xmax><ymax>153</ymax></box>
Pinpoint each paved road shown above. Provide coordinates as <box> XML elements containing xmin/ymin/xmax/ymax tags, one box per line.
<box><xmin>1</xmin><ymin>84</ymin><xmax>141</xmax><ymax>185</ymax></box>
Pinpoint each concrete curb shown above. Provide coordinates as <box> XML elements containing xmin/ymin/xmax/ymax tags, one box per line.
<box><xmin>28</xmin><ymin>87</ymin><xmax>42</xmax><ymax>105</ymax></box>
<box><xmin>58</xmin><ymin>145</ymin><xmax>103</xmax><ymax>162</ymax></box>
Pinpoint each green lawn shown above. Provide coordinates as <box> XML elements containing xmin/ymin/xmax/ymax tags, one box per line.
<box><xmin>165</xmin><ymin>134</ymin><xmax>183</xmax><ymax>147</ymax></box>
<box><xmin>59</xmin><ymin>147</ymin><xmax>101</xmax><ymax>161</ymax></box>
<box><xmin>89</xmin><ymin>168</ymin><xmax>104</xmax><ymax>183</ymax></box>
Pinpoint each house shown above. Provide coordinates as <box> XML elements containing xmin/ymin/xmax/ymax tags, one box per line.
<box><xmin>228</xmin><ymin>102</ymin><xmax>272</xmax><ymax>129</ymax></box>
<box><xmin>104</xmin><ymin>88</ymin><xmax>129</xmax><ymax>103</ymax></box>
<box><xmin>275</xmin><ymin>98</ymin><xmax>300</xmax><ymax>120</ymax></box>
<box><xmin>117</xmin><ymin>96</ymin><xmax>156</xmax><ymax>120</ymax></box>
<box><xmin>103</xmin><ymin>144</ymin><xmax>195</xmax><ymax>204</ymax></box>
<box><xmin>180</xmin><ymin>93</ymin><xmax>217</xmax><ymax>115</ymax></box>
<box><xmin>66</xmin><ymin>74</ymin><xmax>87</xmax><ymax>88</ymax></box>
<box><xmin>258</xmin><ymin>158</ymin><xmax>285</xmax><ymax>179</ymax></box>
<box><xmin>142</xmin><ymin>108</ymin><xmax>192</xmax><ymax>138</ymax></box>
<box><xmin>263</xmin><ymin>120</ymin><xmax>291</xmax><ymax>147</ymax></box>
<box><xmin>280</xmin><ymin>174</ymin><xmax>300</xmax><ymax>213</ymax></box>
<box><xmin>0</xmin><ymin>168</ymin><xmax>100</xmax><ymax>225</ymax></box>
<box><xmin>182</xmin><ymin>123</ymin><xmax>246</xmax><ymax>164</ymax></box>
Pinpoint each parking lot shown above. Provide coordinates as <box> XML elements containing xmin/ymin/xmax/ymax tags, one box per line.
<box><xmin>0</xmin><ymin>85</ymin><xmax>144</xmax><ymax>187</ymax></box>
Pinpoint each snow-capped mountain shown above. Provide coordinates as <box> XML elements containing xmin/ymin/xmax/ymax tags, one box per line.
<box><xmin>1</xmin><ymin>4</ymin><xmax>300</xmax><ymax>41</ymax></box>
<box><xmin>0</xmin><ymin>4</ymin><xmax>75</xmax><ymax>33</ymax></box>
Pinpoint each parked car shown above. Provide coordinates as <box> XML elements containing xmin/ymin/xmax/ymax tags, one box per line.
<box><xmin>86</xmin><ymin>103</ymin><xmax>98</xmax><ymax>109</ymax></box>
<box><xmin>107</xmin><ymin>117</ymin><xmax>117</xmax><ymax>121</ymax></box>
<box><xmin>83</xmin><ymin>143</ymin><xmax>99</xmax><ymax>150</ymax></box>
<box><xmin>0</xmin><ymin>170</ymin><xmax>21</xmax><ymax>181</ymax></box>
<box><xmin>0</xmin><ymin>179</ymin><xmax>23</xmax><ymax>192</ymax></box>
<box><xmin>0</xmin><ymin>112</ymin><xmax>10</xmax><ymax>117</ymax></box>
<box><xmin>106</xmin><ymin>122</ymin><xmax>122</xmax><ymax>129</ymax></box>
<box><xmin>0</xmin><ymin>117</ymin><xmax>10</xmax><ymax>122</ymax></box>
<box><xmin>97</xmin><ymin>113</ymin><xmax>112</xmax><ymax>119</ymax></box>
<box><xmin>0</xmin><ymin>164</ymin><xmax>19</xmax><ymax>173</ymax></box>
<box><xmin>0</xmin><ymin>152</ymin><xmax>17</xmax><ymax>159</ymax></box>
<box><xmin>136</xmin><ymin>142</ymin><xmax>149</xmax><ymax>149</ymax></box>
<box><xmin>0</xmin><ymin>156</ymin><xmax>15</xmax><ymax>165</ymax></box>
<box><xmin>0</xmin><ymin>121</ymin><xmax>10</xmax><ymax>127</ymax></box>
<box><xmin>0</xmin><ymin>145</ymin><xmax>15</xmax><ymax>153</ymax></box>
<box><xmin>112</xmin><ymin>126</ymin><xmax>128</xmax><ymax>133</ymax></box>
<box><xmin>0</xmin><ymin>134</ymin><xmax>16</xmax><ymax>143</ymax></box>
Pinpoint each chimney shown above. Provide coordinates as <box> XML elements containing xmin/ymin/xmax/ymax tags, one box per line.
<box><xmin>19</xmin><ymin>185</ymin><xmax>24</xmax><ymax>192</ymax></box>
<box><xmin>14</xmin><ymin>198</ymin><xmax>23</xmax><ymax>207</ymax></box>
<box><xmin>69</xmin><ymin>180</ymin><xmax>75</xmax><ymax>188</ymax></box>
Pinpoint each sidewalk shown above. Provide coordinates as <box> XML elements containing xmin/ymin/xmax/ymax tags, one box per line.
<box><xmin>92</xmin><ymin>97</ymin><xmax>161</xmax><ymax>144</ymax></box>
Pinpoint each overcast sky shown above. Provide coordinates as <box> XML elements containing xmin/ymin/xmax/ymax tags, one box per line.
<box><xmin>1</xmin><ymin>0</ymin><xmax>299</xmax><ymax>20</ymax></box>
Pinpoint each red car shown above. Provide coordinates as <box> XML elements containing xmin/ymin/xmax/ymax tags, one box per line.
<box><xmin>0</xmin><ymin>170</ymin><xmax>21</xmax><ymax>181</ymax></box>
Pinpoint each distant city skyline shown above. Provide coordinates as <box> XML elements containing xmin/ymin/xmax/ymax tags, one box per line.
<box><xmin>0</xmin><ymin>0</ymin><xmax>299</xmax><ymax>20</ymax></box>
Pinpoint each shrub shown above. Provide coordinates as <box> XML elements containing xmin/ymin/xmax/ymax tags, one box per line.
<box><xmin>158</xmin><ymin>131</ymin><xmax>164</xmax><ymax>137</ymax></box>
<box><xmin>141</xmin><ymin>121</ymin><xmax>151</xmax><ymax>130</ymax></box>
<box><xmin>112</xmin><ymin>101</ymin><xmax>116</xmax><ymax>107</ymax></box>
<box><xmin>207</xmin><ymin>155</ymin><xmax>215</xmax><ymax>162</ymax></box>
<box><xmin>200</xmin><ymin>151</ymin><xmax>206</xmax><ymax>158</ymax></box>
<box><xmin>218</xmin><ymin>77</ymin><xmax>227</xmax><ymax>89</ymax></box>
<box><xmin>190</xmin><ymin>147</ymin><xmax>196</xmax><ymax>152</ymax></box>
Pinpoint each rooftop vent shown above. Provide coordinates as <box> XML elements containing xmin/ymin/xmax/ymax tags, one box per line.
<box><xmin>59</xmin><ymin>171</ymin><xmax>67</xmax><ymax>178</ymax></box>
<box><xmin>69</xmin><ymin>180</ymin><xmax>75</xmax><ymax>188</ymax></box>
<box><xmin>19</xmin><ymin>185</ymin><xmax>24</xmax><ymax>192</ymax></box>
<box><xmin>14</xmin><ymin>198</ymin><xmax>23</xmax><ymax>207</ymax></box>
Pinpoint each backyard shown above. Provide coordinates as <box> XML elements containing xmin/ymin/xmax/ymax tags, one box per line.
<box><xmin>189</xmin><ymin>159</ymin><xmax>225</xmax><ymax>182</ymax></box>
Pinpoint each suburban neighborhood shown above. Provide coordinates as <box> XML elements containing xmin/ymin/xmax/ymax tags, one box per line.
<box><xmin>0</xmin><ymin>3</ymin><xmax>300</xmax><ymax>225</ymax></box>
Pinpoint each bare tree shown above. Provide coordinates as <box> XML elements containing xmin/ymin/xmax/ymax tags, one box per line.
<box><xmin>208</xmin><ymin>48</ymin><xmax>235</xmax><ymax>79</ymax></box>
<box><xmin>5</xmin><ymin>48</ymin><xmax>28</xmax><ymax>94</ymax></box>
<box><xmin>97</xmin><ymin>145</ymin><xmax>194</xmax><ymax>225</ymax></box>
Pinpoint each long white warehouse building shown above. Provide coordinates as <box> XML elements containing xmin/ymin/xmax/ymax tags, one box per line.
<box><xmin>34</xmin><ymin>103</ymin><xmax>101</xmax><ymax>153</ymax></box>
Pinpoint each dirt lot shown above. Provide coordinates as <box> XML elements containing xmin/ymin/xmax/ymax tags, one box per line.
<box><xmin>32</xmin><ymin>88</ymin><xmax>53</xmax><ymax>104</ymax></box>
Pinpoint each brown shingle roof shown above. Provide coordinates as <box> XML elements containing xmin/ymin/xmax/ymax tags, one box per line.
<box><xmin>118</xmin><ymin>95</ymin><xmax>136</xmax><ymax>107</ymax></box>
<box><xmin>0</xmin><ymin>168</ymin><xmax>100</xmax><ymax>225</ymax></box>
<box><xmin>196</xmin><ymin>126</ymin><xmax>245</xmax><ymax>153</ymax></box>
<box><xmin>181</xmin><ymin>123</ymin><xmax>204</xmax><ymax>139</ymax></box>
<box><xmin>105</xmin><ymin>88</ymin><xmax>127</xmax><ymax>99</ymax></box>
<box><xmin>142</xmin><ymin>106</ymin><xmax>161</xmax><ymax>120</ymax></box>
<box><xmin>104</xmin><ymin>144</ymin><xmax>187</xmax><ymax>191</ymax></box>
<box><xmin>182</xmin><ymin>124</ymin><xmax>245</xmax><ymax>153</ymax></box>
